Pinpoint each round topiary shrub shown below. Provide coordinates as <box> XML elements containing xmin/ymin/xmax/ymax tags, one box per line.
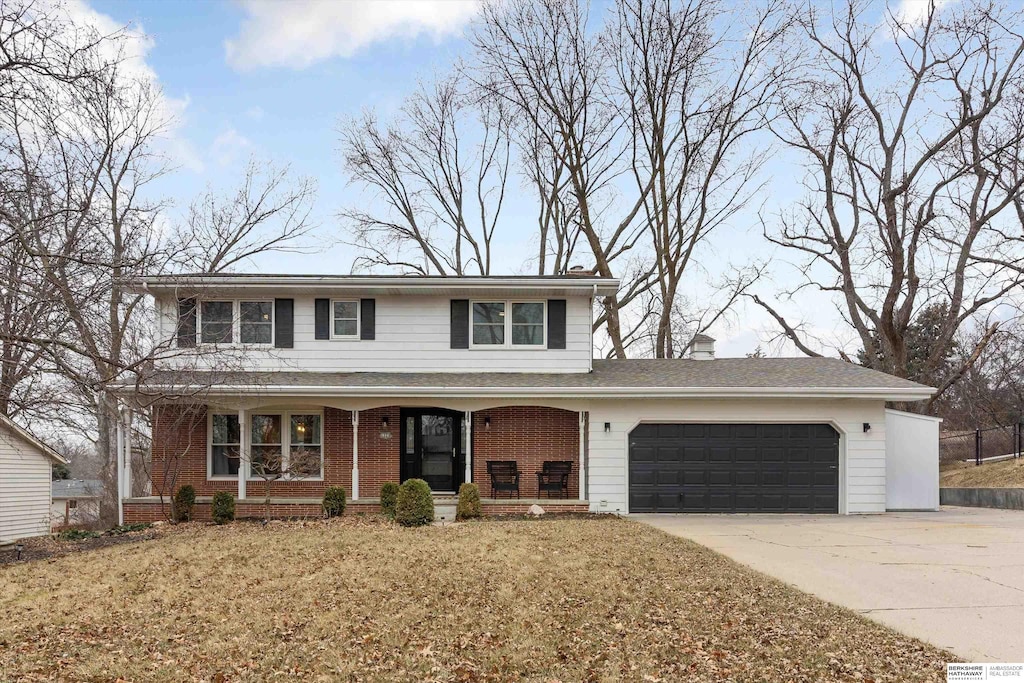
<box><xmin>456</xmin><ymin>482</ymin><xmax>482</xmax><ymax>521</ymax></box>
<box><xmin>395</xmin><ymin>479</ymin><xmax>433</xmax><ymax>527</ymax></box>
<box><xmin>211</xmin><ymin>491</ymin><xmax>235</xmax><ymax>525</ymax></box>
<box><xmin>380</xmin><ymin>481</ymin><xmax>399</xmax><ymax>519</ymax></box>
<box><xmin>323</xmin><ymin>486</ymin><xmax>347</xmax><ymax>518</ymax></box>
<box><xmin>172</xmin><ymin>484</ymin><xmax>196</xmax><ymax>523</ymax></box>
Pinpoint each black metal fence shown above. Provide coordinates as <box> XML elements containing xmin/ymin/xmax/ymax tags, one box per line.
<box><xmin>939</xmin><ymin>423</ymin><xmax>1024</xmax><ymax>466</ymax></box>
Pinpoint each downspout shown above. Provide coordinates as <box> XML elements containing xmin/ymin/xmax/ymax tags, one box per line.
<box><xmin>590</xmin><ymin>284</ymin><xmax>597</xmax><ymax>373</ymax></box>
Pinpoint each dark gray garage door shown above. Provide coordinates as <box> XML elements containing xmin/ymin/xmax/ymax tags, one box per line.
<box><xmin>629</xmin><ymin>423</ymin><xmax>839</xmax><ymax>513</ymax></box>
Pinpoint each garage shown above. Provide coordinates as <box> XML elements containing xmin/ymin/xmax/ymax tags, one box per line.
<box><xmin>628</xmin><ymin>423</ymin><xmax>840</xmax><ymax>513</ymax></box>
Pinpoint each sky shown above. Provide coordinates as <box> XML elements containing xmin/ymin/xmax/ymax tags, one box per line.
<box><xmin>71</xmin><ymin>0</ymin><xmax>940</xmax><ymax>359</ymax></box>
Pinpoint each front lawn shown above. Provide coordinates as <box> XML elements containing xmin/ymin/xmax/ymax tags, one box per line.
<box><xmin>941</xmin><ymin>457</ymin><xmax>1024</xmax><ymax>487</ymax></box>
<box><xmin>1</xmin><ymin>517</ymin><xmax>947</xmax><ymax>682</ymax></box>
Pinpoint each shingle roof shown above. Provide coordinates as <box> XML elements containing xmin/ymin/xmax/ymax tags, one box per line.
<box><xmin>135</xmin><ymin>357</ymin><xmax>932</xmax><ymax>397</ymax></box>
<box><xmin>52</xmin><ymin>479</ymin><xmax>103</xmax><ymax>499</ymax></box>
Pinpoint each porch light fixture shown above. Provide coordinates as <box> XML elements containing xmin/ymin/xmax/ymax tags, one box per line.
<box><xmin>484</xmin><ymin>415</ymin><xmax>491</xmax><ymax>429</ymax></box>
<box><xmin>863</xmin><ymin>422</ymin><xmax>871</xmax><ymax>433</ymax></box>
<box><xmin>381</xmin><ymin>416</ymin><xmax>389</xmax><ymax>428</ymax></box>
<box><xmin>604</xmin><ymin>422</ymin><xmax>611</xmax><ymax>433</ymax></box>
<box><xmin>380</xmin><ymin>415</ymin><xmax>392</xmax><ymax>440</ymax></box>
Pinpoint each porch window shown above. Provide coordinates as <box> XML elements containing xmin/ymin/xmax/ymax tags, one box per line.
<box><xmin>211</xmin><ymin>413</ymin><xmax>240</xmax><ymax>476</ymax></box>
<box><xmin>288</xmin><ymin>414</ymin><xmax>322</xmax><ymax>477</ymax></box>
<box><xmin>472</xmin><ymin>302</ymin><xmax>505</xmax><ymax>345</ymax></box>
<box><xmin>332</xmin><ymin>300</ymin><xmax>359</xmax><ymax>338</ymax></box>
<box><xmin>239</xmin><ymin>301</ymin><xmax>273</xmax><ymax>344</ymax></box>
<box><xmin>250</xmin><ymin>414</ymin><xmax>283</xmax><ymax>477</ymax></box>
<box><xmin>201</xmin><ymin>301</ymin><xmax>234</xmax><ymax>344</ymax></box>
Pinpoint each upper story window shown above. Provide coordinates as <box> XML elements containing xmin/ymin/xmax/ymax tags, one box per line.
<box><xmin>332</xmin><ymin>300</ymin><xmax>359</xmax><ymax>339</ymax></box>
<box><xmin>471</xmin><ymin>301</ymin><xmax>545</xmax><ymax>347</ymax></box>
<box><xmin>198</xmin><ymin>300</ymin><xmax>273</xmax><ymax>345</ymax></box>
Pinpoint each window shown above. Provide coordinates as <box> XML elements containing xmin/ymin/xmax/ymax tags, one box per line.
<box><xmin>511</xmin><ymin>302</ymin><xmax>544</xmax><ymax>345</ymax></box>
<box><xmin>211</xmin><ymin>414</ymin><xmax>241</xmax><ymax>476</ymax></box>
<box><xmin>471</xmin><ymin>300</ymin><xmax>545</xmax><ymax>347</ymax></box>
<box><xmin>201</xmin><ymin>301</ymin><xmax>233</xmax><ymax>344</ymax></box>
<box><xmin>332</xmin><ymin>300</ymin><xmax>359</xmax><ymax>338</ymax></box>
<box><xmin>250</xmin><ymin>414</ymin><xmax>283</xmax><ymax>477</ymax></box>
<box><xmin>288</xmin><ymin>414</ymin><xmax>322</xmax><ymax>477</ymax></box>
<box><xmin>240</xmin><ymin>301</ymin><xmax>273</xmax><ymax>344</ymax></box>
<box><xmin>68</xmin><ymin>500</ymin><xmax>78</xmax><ymax>509</ymax></box>
<box><xmin>472</xmin><ymin>302</ymin><xmax>505</xmax><ymax>345</ymax></box>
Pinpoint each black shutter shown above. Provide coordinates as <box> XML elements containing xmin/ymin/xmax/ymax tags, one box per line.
<box><xmin>274</xmin><ymin>299</ymin><xmax>294</xmax><ymax>348</ymax></box>
<box><xmin>360</xmin><ymin>299</ymin><xmax>376</xmax><ymax>340</ymax></box>
<box><xmin>176</xmin><ymin>298</ymin><xmax>196</xmax><ymax>348</ymax></box>
<box><xmin>547</xmin><ymin>299</ymin><xmax>567</xmax><ymax>349</ymax></box>
<box><xmin>314</xmin><ymin>298</ymin><xmax>330</xmax><ymax>340</ymax></box>
<box><xmin>450</xmin><ymin>299</ymin><xmax>469</xmax><ymax>349</ymax></box>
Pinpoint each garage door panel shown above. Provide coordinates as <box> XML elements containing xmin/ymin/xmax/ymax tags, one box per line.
<box><xmin>628</xmin><ymin>423</ymin><xmax>839</xmax><ymax>514</ymax></box>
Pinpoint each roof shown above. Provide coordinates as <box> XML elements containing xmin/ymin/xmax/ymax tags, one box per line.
<box><xmin>0</xmin><ymin>414</ymin><xmax>67</xmax><ymax>463</ymax></box>
<box><xmin>130</xmin><ymin>357</ymin><xmax>933</xmax><ymax>401</ymax></box>
<box><xmin>692</xmin><ymin>334</ymin><xmax>716</xmax><ymax>343</ymax></box>
<box><xmin>129</xmin><ymin>274</ymin><xmax>620</xmax><ymax>297</ymax></box>
<box><xmin>52</xmin><ymin>479</ymin><xmax>103</xmax><ymax>499</ymax></box>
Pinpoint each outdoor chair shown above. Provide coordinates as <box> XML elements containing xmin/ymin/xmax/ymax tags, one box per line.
<box><xmin>537</xmin><ymin>461</ymin><xmax>573</xmax><ymax>498</ymax></box>
<box><xmin>487</xmin><ymin>460</ymin><xmax>520</xmax><ymax>498</ymax></box>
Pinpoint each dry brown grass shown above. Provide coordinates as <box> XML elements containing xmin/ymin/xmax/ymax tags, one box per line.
<box><xmin>941</xmin><ymin>457</ymin><xmax>1024</xmax><ymax>487</ymax></box>
<box><xmin>0</xmin><ymin>516</ymin><xmax>949</xmax><ymax>682</ymax></box>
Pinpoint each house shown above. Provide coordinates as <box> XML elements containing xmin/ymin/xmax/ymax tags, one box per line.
<box><xmin>116</xmin><ymin>273</ymin><xmax>937</xmax><ymax>521</ymax></box>
<box><xmin>51</xmin><ymin>479</ymin><xmax>102</xmax><ymax>529</ymax></box>
<box><xmin>0</xmin><ymin>414</ymin><xmax>68</xmax><ymax>544</ymax></box>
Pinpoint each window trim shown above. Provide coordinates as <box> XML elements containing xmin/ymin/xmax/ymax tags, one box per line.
<box><xmin>207</xmin><ymin>410</ymin><xmax>325</xmax><ymax>481</ymax></box>
<box><xmin>329</xmin><ymin>299</ymin><xmax>361</xmax><ymax>341</ymax></box>
<box><xmin>469</xmin><ymin>299</ymin><xmax>547</xmax><ymax>349</ymax></box>
<box><xmin>195</xmin><ymin>299</ymin><xmax>275</xmax><ymax>347</ymax></box>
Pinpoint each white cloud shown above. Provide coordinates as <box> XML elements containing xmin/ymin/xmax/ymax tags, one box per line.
<box><xmin>224</xmin><ymin>0</ymin><xmax>480</xmax><ymax>71</ymax></box>
<box><xmin>891</xmin><ymin>0</ymin><xmax>957</xmax><ymax>26</ymax></box>
<box><xmin>210</xmin><ymin>128</ymin><xmax>253</xmax><ymax>167</ymax></box>
<box><xmin>244</xmin><ymin>105</ymin><xmax>265</xmax><ymax>121</ymax></box>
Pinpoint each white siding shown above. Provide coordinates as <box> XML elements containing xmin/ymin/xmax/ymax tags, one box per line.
<box><xmin>0</xmin><ymin>430</ymin><xmax>52</xmax><ymax>544</ymax></box>
<box><xmin>585</xmin><ymin>397</ymin><xmax>888</xmax><ymax>515</ymax></box>
<box><xmin>156</xmin><ymin>294</ymin><xmax>593</xmax><ymax>373</ymax></box>
<box><xmin>885</xmin><ymin>409</ymin><xmax>940</xmax><ymax>510</ymax></box>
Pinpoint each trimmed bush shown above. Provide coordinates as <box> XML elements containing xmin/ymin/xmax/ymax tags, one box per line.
<box><xmin>380</xmin><ymin>481</ymin><xmax>399</xmax><ymax>519</ymax></box>
<box><xmin>456</xmin><ymin>482</ymin><xmax>482</xmax><ymax>521</ymax></box>
<box><xmin>323</xmin><ymin>486</ymin><xmax>347</xmax><ymax>518</ymax></box>
<box><xmin>395</xmin><ymin>479</ymin><xmax>433</xmax><ymax>527</ymax></box>
<box><xmin>172</xmin><ymin>485</ymin><xmax>196</xmax><ymax>522</ymax></box>
<box><xmin>211</xmin><ymin>491</ymin><xmax>235</xmax><ymax>525</ymax></box>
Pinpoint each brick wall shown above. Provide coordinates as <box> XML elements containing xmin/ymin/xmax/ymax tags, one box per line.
<box><xmin>357</xmin><ymin>406</ymin><xmax>402</xmax><ymax>497</ymax></box>
<box><xmin>472</xmin><ymin>406</ymin><xmax>580</xmax><ymax>498</ymax></box>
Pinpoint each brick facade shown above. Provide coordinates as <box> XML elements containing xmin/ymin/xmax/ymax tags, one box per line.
<box><xmin>139</xmin><ymin>402</ymin><xmax>582</xmax><ymax>522</ymax></box>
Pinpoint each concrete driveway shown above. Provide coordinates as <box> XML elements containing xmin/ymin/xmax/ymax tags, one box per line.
<box><xmin>633</xmin><ymin>507</ymin><xmax>1024</xmax><ymax>662</ymax></box>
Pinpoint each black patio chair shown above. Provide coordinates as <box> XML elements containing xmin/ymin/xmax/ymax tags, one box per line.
<box><xmin>487</xmin><ymin>460</ymin><xmax>520</xmax><ymax>498</ymax></box>
<box><xmin>537</xmin><ymin>461</ymin><xmax>573</xmax><ymax>499</ymax></box>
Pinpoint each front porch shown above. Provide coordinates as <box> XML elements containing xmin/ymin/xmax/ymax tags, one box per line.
<box><xmin>127</xmin><ymin>401</ymin><xmax>591</xmax><ymax>522</ymax></box>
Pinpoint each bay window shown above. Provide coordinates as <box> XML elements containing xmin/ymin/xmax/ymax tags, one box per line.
<box><xmin>471</xmin><ymin>301</ymin><xmax>545</xmax><ymax>347</ymax></box>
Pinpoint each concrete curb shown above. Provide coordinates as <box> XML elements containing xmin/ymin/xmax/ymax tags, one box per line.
<box><xmin>940</xmin><ymin>487</ymin><xmax>1024</xmax><ymax>510</ymax></box>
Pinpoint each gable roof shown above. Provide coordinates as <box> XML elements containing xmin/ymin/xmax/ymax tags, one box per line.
<box><xmin>128</xmin><ymin>357</ymin><xmax>933</xmax><ymax>401</ymax></box>
<box><xmin>0</xmin><ymin>413</ymin><xmax>68</xmax><ymax>464</ymax></box>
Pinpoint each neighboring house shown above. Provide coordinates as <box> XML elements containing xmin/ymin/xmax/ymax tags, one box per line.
<box><xmin>51</xmin><ymin>479</ymin><xmax>102</xmax><ymax>529</ymax></box>
<box><xmin>0</xmin><ymin>414</ymin><xmax>68</xmax><ymax>544</ymax></box>
<box><xmin>115</xmin><ymin>273</ymin><xmax>937</xmax><ymax>521</ymax></box>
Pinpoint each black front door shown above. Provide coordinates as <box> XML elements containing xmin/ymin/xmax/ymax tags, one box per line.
<box><xmin>400</xmin><ymin>409</ymin><xmax>463</xmax><ymax>492</ymax></box>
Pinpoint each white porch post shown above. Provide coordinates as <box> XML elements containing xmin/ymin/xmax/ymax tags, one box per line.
<box><xmin>123</xmin><ymin>410</ymin><xmax>133</xmax><ymax>501</ymax></box>
<box><xmin>115</xmin><ymin>411</ymin><xmax>124</xmax><ymax>526</ymax></box>
<box><xmin>464</xmin><ymin>410</ymin><xmax>473</xmax><ymax>484</ymax></box>
<box><xmin>352</xmin><ymin>410</ymin><xmax>360</xmax><ymax>500</ymax></box>
<box><xmin>578</xmin><ymin>411</ymin><xmax>587</xmax><ymax>500</ymax></box>
<box><xmin>237</xmin><ymin>409</ymin><xmax>247</xmax><ymax>500</ymax></box>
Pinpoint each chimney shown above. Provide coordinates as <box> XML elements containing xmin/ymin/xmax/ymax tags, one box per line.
<box><xmin>566</xmin><ymin>265</ymin><xmax>595</xmax><ymax>276</ymax></box>
<box><xmin>687</xmin><ymin>334</ymin><xmax>715</xmax><ymax>360</ymax></box>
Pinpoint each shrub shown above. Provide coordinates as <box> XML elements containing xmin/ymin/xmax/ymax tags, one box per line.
<box><xmin>211</xmin><ymin>491</ymin><xmax>235</xmax><ymax>525</ymax></box>
<box><xmin>323</xmin><ymin>486</ymin><xmax>347</xmax><ymax>518</ymax></box>
<box><xmin>57</xmin><ymin>528</ymin><xmax>99</xmax><ymax>541</ymax></box>
<box><xmin>380</xmin><ymin>481</ymin><xmax>399</xmax><ymax>519</ymax></box>
<box><xmin>456</xmin><ymin>482</ymin><xmax>482</xmax><ymax>521</ymax></box>
<box><xmin>395</xmin><ymin>479</ymin><xmax>433</xmax><ymax>527</ymax></box>
<box><xmin>172</xmin><ymin>485</ymin><xmax>196</xmax><ymax>522</ymax></box>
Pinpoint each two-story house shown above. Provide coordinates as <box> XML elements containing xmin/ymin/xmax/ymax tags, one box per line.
<box><xmin>116</xmin><ymin>273</ymin><xmax>939</xmax><ymax>522</ymax></box>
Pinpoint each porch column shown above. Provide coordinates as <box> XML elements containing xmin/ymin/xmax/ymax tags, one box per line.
<box><xmin>578</xmin><ymin>411</ymin><xmax>587</xmax><ymax>500</ymax></box>
<box><xmin>464</xmin><ymin>410</ymin><xmax>473</xmax><ymax>484</ymax></box>
<box><xmin>352</xmin><ymin>410</ymin><xmax>359</xmax><ymax>500</ymax></box>
<box><xmin>123</xmin><ymin>410</ymin><xmax>133</xmax><ymax>500</ymax></box>
<box><xmin>237</xmin><ymin>409</ymin><xmax>247</xmax><ymax>500</ymax></box>
<box><xmin>115</xmin><ymin>413</ymin><xmax>124</xmax><ymax>526</ymax></box>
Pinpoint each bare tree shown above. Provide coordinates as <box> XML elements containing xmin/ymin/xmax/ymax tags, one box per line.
<box><xmin>339</xmin><ymin>76</ymin><xmax>511</xmax><ymax>275</ymax></box>
<box><xmin>753</xmin><ymin>0</ymin><xmax>1024</xmax><ymax>408</ymax></box>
